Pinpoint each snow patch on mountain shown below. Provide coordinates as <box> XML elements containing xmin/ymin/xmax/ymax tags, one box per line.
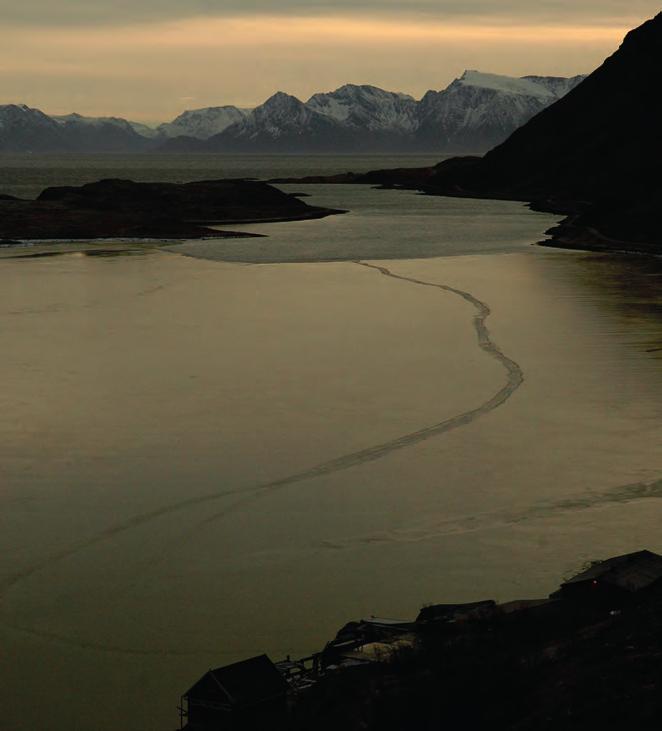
<box><xmin>0</xmin><ymin>104</ymin><xmax>59</xmax><ymax>131</ymax></box>
<box><xmin>54</xmin><ymin>113</ymin><xmax>160</xmax><ymax>140</ymax></box>
<box><xmin>307</xmin><ymin>84</ymin><xmax>418</xmax><ymax>132</ymax></box>
<box><xmin>522</xmin><ymin>74</ymin><xmax>587</xmax><ymax>98</ymax></box>
<box><xmin>158</xmin><ymin>106</ymin><xmax>250</xmax><ymax>139</ymax></box>
<box><xmin>416</xmin><ymin>70</ymin><xmax>586</xmax><ymax>151</ymax></box>
<box><xmin>456</xmin><ymin>71</ymin><xmax>556</xmax><ymax>99</ymax></box>
<box><xmin>0</xmin><ymin>104</ymin><xmax>71</xmax><ymax>152</ymax></box>
<box><xmin>229</xmin><ymin>92</ymin><xmax>331</xmax><ymax>141</ymax></box>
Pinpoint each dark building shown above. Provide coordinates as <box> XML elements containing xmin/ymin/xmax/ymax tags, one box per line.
<box><xmin>416</xmin><ymin>600</ymin><xmax>496</xmax><ymax>624</ymax></box>
<box><xmin>180</xmin><ymin>654</ymin><xmax>289</xmax><ymax>730</ymax></box>
<box><xmin>554</xmin><ymin>550</ymin><xmax>662</xmax><ymax>604</ymax></box>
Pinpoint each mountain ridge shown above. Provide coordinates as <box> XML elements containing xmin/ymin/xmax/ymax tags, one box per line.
<box><xmin>0</xmin><ymin>70</ymin><xmax>586</xmax><ymax>154</ymax></box>
<box><xmin>164</xmin><ymin>72</ymin><xmax>585</xmax><ymax>153</ymax></box>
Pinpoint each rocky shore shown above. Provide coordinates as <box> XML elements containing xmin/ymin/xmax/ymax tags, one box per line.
<box><xmin>274</xmin><ymin>158</ymin><xmax>662</xmax><ymax>258</ymax></box>
<box><xmin>0</xmin><ymin>178</ymin><xmax>344</xmax><ymax>243</ymax></box>
<box><xmin>178</xmin><ymin>550</ymin><xmax>662</xmax><ymax>731</ymax></box>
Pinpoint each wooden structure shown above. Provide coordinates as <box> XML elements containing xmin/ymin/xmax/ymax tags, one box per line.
<box><xmin>416</xmin><ymin>600</ymin><xmax>496</xmax><ymax>624</ymax></box>
<box><xmin>321</xmin><ymin>617</ymin><xmax>416</xmax><ymax>670</ymax></box>
<box><xmin>275</xmin><ymin>654</ymin><xmax>321</xmax><ymax>694</ymax></box>
<box><xmin>180</xmin><ymin>654</ymin><xmax>289</xmax><ymax>730</ymax></box>
<box><xmin>555</xmin><ymin>550</ymin><xmax>662</xmax><ymax>604</ymax></box>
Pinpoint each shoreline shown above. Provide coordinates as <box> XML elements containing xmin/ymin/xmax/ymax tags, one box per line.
<box><xmin>538</xmin><ymin>215</ymin><xmax>662</xmax><ymax>258</ymax></box>
<box><xmin>275</xmin><ymin>168</ymin><xmax>661</xmax><ymax>257</ymax></box>
<box><xmin>180</xmin><ymin>550</ymin><xmax>662</xmax><ymax>731</ymax></box>
<box><xmin>0</xmin><ymin>206</ymin><xmax>346</xmax><ymax>252</ymax></box>
<box><xmin>0</xmin><ymin>178</ymin><xmax>345</xmax><ymax>247</ymax></box>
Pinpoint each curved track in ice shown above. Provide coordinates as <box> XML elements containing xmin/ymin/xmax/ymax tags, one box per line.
<box><xmin>193</xmin><ymin>261</ymin><xmax>525</xmax><ymax>530</ymax></box>
<box><xmin>0</xmin><ymin>261</ymin><xmax>525</xmax><ymax>654</ymax></box>
<box><xmin>317</xmin><ymin>477</ymin><xmax>662</xmax><ymax>551</ymax></box>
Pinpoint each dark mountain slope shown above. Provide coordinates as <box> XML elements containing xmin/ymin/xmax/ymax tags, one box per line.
<box><xmin>427</xmin><ymin>12</ymin><xmax>662</xmax><ymax>249</ymax></box>
<box><xmin>57</xmin><ymin>116</ymin><xmax>152</xmax><ymax>153</ymax></box>
<box><xmin>0</xmin><ymin>105</ymin><xmax>72</xmax><ymax>152</ymax></box>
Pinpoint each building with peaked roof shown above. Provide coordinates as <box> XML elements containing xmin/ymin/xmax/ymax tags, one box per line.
<box><xmin>554</xmin><ymin>550</ymin><xmax>662</xmax><ymax>603</ymax></box>
<box><xmin>180</xmin><ymin>654</ymin><xmax>289</xmax><ymax>730</ymax></box>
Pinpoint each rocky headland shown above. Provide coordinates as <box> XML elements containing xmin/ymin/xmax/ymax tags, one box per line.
<box><xmin>0</xmin><ymin>178</ymin><xmax>343</xmax><ymax>243</ymax></box>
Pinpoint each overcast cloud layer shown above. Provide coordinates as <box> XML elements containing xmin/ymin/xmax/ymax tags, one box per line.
<box><xmin>0</xmin><ymin>1</ymin><xmax>659</xmax><ymax>121</ymax></box>
<box><xmin>1</xmin><ymin>0</ymin><xmax>659</xmax><ymax>25</ymax></box>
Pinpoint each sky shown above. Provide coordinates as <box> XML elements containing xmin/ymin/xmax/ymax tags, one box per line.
<box><xmin>0</xmin><ymin>1</ymin><xmax>659</xmax><ymax>122</ymax></box>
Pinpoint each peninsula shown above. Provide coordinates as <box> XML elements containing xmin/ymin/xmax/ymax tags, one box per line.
<box><xmin>0</xmin><ymin>178</ymin><xmax>343</xmax><ymax>243</ymax></box>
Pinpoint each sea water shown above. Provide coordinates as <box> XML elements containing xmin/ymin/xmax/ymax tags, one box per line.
<box><xmin>1</xmin><ymin>155</ymin><xmax>662</xmax><ymax>731</ymax></box>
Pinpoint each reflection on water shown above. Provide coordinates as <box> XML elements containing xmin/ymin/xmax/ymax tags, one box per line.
<box><xmin>1</xmin><ymin>183</ymin><xmax>662</xmax><ymax>731</ymax></box>
<box><xmin>543</xmin><ymin>252</ymin><xmax>662</xmax><ymax>354</ymax></box>
<box><xmin>174</xmin><ymin>184</ymin><xmax>558</xmax><ymax>262</ymax></box>
<box><xmin>4</xmin><ymin>248</ymin><xmax>151</xmax><ymax>260</ymax></box>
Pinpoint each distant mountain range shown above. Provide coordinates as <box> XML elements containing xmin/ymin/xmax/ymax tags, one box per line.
<box><xmin>0</xmin><ymin>71</ymin><xmax>585</xmax><ymax>154</ymax></box>
<box><xmin>0</xmin><ymin>106</ymin><xmax>154</xmax><ymax>153</ymax></box>
<box><xmin>150</xmin><ymin>72</ymin><xmax>586</xmax><ymax>153</ymax></box>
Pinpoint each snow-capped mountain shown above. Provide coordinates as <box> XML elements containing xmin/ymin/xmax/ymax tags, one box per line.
<box><xmin>0</xmin><ymin>104</ymin><xmax>70</xmax><ymax>152</ymax></box>
<box><xmin>55</xmin><ymin>112</ymin><xmax>154</xmax><ymax>136</ymax></box>
<box><xmin>0</xmin><ymin>106</ymin><xmax>156</xmax><ymax>152</ymax></box>
<box><xmin>416</xmin><ymin>71</ymin><xmax>587</xmax><ymax>151</ymax></box>
<box><xmin>53</xmin><ymin>113</ymin><xmax>155</xmax><ymax>151</ymax></box>
<box><xmin>238</xmin><ymin>92</ymin><xmax>323</xmax><ymax>138</ymax></box>
<box><xmin>190</xmin><ymin>92</ymin><xmax>358</xmax><ymax>153</ymax></box>
<box><xmin>307</xmin><ymin>84</ymin><xmax>418</xmax><ymax>133</ymax></box>
<box><xmin>157</xmin><ymin>106</ymin><xmax>250</xmax><ymax>139</ymax></box>
<box><xmin>0</xmin><ymin>70</ymin><xmax>587</xmax><ymax>153</ymax></box>
<box><xmin>166</xmin><ymin>71</ymin><xmax>586</xmax><ymax>153</ymax></box>
<box><xmin>58</xmin><ymin>113</ymin><xmax>158</xmax><ymax>139</ymax></box>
